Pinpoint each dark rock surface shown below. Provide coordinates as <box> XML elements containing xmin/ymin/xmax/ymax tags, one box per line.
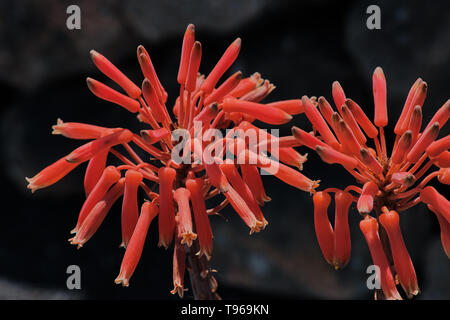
<box><xmin>0</xmin><ymin>0</ymin><xmax>449</xmax><ymax>299</ymax></box>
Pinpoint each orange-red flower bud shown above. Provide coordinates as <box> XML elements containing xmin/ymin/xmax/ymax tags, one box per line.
<box><xmin>291</xmin><ymin>126</ymin><xmax>327</xmax><ymax>150</ymax></box>
<box><xmin>171</xmin><ymin>223</ymin><xmax>187</xmax><ymax>297</ymax></box>
<box><xmin>201</xmin><ymin>38</ymin><xmax>241</xmax><ymax>94</ymax></box>
<box><xmin>391</xmin><ymin>130</ymin><xmax>412</xmax><ymax>164</ymax></box>
<box><xmin>408</xmin><ymin>106</ymin><xmax>422</xmax><ymax>144</ymax></box>
<box><xmin>73</xmin><ymin>166</ymin><xmax>121</xmax><ymax>233</ymax></box>
<box><xmin>84</xmin><ymin>149</ymin><xmax>109</xmax><ymax>196</ymax></box>
<box><xmin>302</xmin><ymin>96</ymin><xmax>340</xmax><ymax>148</ymax></box>
<box><xmin>204</xmin><ymin>71</ymin><xmax>242</xmax><ymax>106</ymax></box>
<box><xmin>431</xmin><ymin>151</ymin><xmax>450</xmax><ymax>168</ymax></box>
<box><xmin>177</xmin><ymin>24</ymin><xmax>195</xmax><ymax>85</ymax></box>
<box><xmin>115</xmin><ymin>201</ymin><xmax>158</xmax><ymax>286</ymax></box>
<box><xmin>26</xmin><ymin>156</ymin><xmax>81</xmax><ymax>193</ymax></box>
<box><xmin>158</xmin><ymin>167</ymin><xmax>176</xmax><ymax>248</ymax></box>
<box><xmin>315</xmin><ymin>145</ymin><xmax>358</xmax><ymax>169</ymax></box>
<box><xmin>185</xmin><ymin>41</ymin><xmax>202</xmax><ymax>92</ymax></box>
<box><xmin>90</xmin><ymin>50</ymin><xmax>141</xmax><ymax>99</ymax></box>
<box><xmin>142</xmin><ymin>79</ymin><xmax>169</xmax><ymax>124</ymax></box>
<box><xmin>345</xmin><ymin>99</ymin><xmax>379</xmax><ymax>138</ymax></box>
<box><xmin>428</xmin><ymin>204</ymin><xmax>450</xmax><ymax>258</ymax></box>
<box><xmin>424</xmin><ymin>99</ymin><xmax>450</xmax><ymax>131</ymax></box>
<box><xmin>240</xmin><ymin>164</ymin><xmax>271</xmax><ymax>205</ymax></box>
<box><xmin>406</xmin><ymin>122</ymin><xmax>440</xmax><ymax>163</ymax></box>
<box><xmin>66</xmin><ymin>129</ymin><xmax>133</xmax><ymax>163</ymax></box>
<box><xmin>391</xmin><ymin>172</ymin><xmax>416</xmax><ymax>188</ymax></box>
<box><xmin>360</xmin><ymin>148</ymin><xmax>384</xmax><ymax>175</ymax></box>
<box><xmin>379</xmin><ymin>210</ymin><xmax>419</xmax><ymax>298</ymax></box>
<box><xmin>395</xmin><ymin>79</ymin><xmax>427</xmax><ymax>135</ymax></box>
<box><xmin>333</xmin><ymin>191</ymin><xmax>353</xmax><ymax>269</ymax></box>
<box><xmin>359</xmin><ymin>215</ymin><xmax>402</xmax><ymax>300</ymax></box>
<box><xmin>438</xmin><ymin>168</ymin><xmax>450</xmax><ymax>185</ymax></box>
<box><xmin>318</xmin><ymin>96</ymin><xmax>334</xmax><ymax>126</ymax></box>
<box><xmin>140</xmin><ymin>128</ymin><xmax>170</xmax><ymax>145</ymax></box>
<box><xmin>186</xmin><ymin>178</ymin><xmax>213</xmax><ymax>260</ymax></box>
<box><xmin>267</xmin><ymin>99</ymin><xmax>304</xmax><ymax>115</ymax></box>
<box><xmin>121</xmin><ymin>170</ymin><xmax>143</xmax><ymax>248</ymax></box>
<box><xmin>173</xmin><ymin>188</ymin><xmax>197</xmax><ymax>247</ymax></box>
<box><xmin>70</xmin><ymin>178</ymin><xmax>125</xmax><ymax>248</ymax></box>
<box><xmin>137</xmin><ymin>45</ymin><xmax>166</xmax><ymax>103</ymax></box>
<box><xmin>332</xmin><ymin>81</ymin><xmax>346</xmax><ymax>114</ymax></box>
<box><xmin>86</xmin><ymin>77</ymin><xmax>140</xmax><ymax>113</ymax></box>
<box><xmin>357</xmin><ymin>181</ymin><xmax>379</xmax><ymax>214</ymax></box>
<box><xmin>341</xmin><ymin>104</ymin><xmax>367</xmax><ymax>145</ymax></box>
<box><xmin>223</xmin><ymin>98</ymin><xmax>292</xmax><ymax>125</ymax></box>
<box><xmin>313</xmin><ymin>192</ymin><xmax>334</xmax><ymax>265</ymax></box>
<box><xmin>52</xmin><ymin>118</ymin><xmax>116</xmax><ymax>140</ymax></box>
<box><xmin>220</xmin><ymin>161</ymin><xmax>267</xmax><ymax>229</ymax></box>
<box><xmin>373</xmin><ymin>67</ymin><xmax>388</xmax><ymax>127</ymax></box>
<box><xmin>427</xmin><ymin>135</ymin><xmax>450</xmax><ymax>158</ymax></box>
<box><xmin>420</xmin><ymin>186</ymin><xmax>450</xmax><ymax>223</ymax></box>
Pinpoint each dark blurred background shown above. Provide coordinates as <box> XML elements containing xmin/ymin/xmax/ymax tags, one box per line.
<box><xmin>0</xmin><ymin>0</ymin><xmax>449</xmax><ymax>299</ymax></box>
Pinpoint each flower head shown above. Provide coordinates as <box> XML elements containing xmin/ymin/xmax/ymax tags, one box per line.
<box><xmin>290</xmin><ymin>67</ymin><xmax>449</xmax><ymax>299</ymax></box>
<box><xmin>26</xmin><ymin>24</ymin><xmax>314</xmax><ymax>296</ymax></box>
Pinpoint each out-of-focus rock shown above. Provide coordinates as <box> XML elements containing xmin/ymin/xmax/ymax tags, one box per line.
<box><xmin>346</xmin><ymin>0</ymin><xmax>450</xmax><ymax>116</ymax></box>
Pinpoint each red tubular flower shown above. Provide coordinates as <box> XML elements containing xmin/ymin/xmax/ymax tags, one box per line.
<box><xmin>171</xmin><ymin>219</ymin><xmax>187</xmax><ymax>297</ymax></box>
<box><xmin>121</xmin><ymin>170</ymin><xmax>143</xmax><ymax>248</ymax></box>
<box><xmin>315</xmin><ymin>145</ymin><xmax>358</xmax><ymax>169</ymax></box>
<box><xmin>391</xmin><ymin>130</ymin><xmax>412</xmax><ymax>164</ymax></box>
<box><xmin>204</xmin><ymin>71</ymin><xmax>242</xmax><ymax>106</ymax></box>
<box><xmin>357</xmin><ymin>181</ymin><xmax>379</xmax><ymax>214</ymax></box>
<box><xmin>302</xmin><ymin>96</ymin><xmax>339</xmax><ymax>148</ymax></box>
<box><xmin>66</xmin><ymin>129</ymin><xmax>133</xmax><ymax>163</ymax></box>
<box><xmin>332</xmin><ymin>81</ymin><xmax>346</xmax><ymax>114</ymax></box>
<box><xmin>26</xmin><ymin>156</ymin><xmax>81</xmax><ymax>193</ymax></box>
<box><xmin>333</xmin><ymin>191</ymin><xmax>352</xmax><ymax>269</ymax></box>
<box><xmin>240</xmin><ymin>164</ymin><xmax>271</xmax><ymax>205</ymax></box>
<box><xmin>201</xmin><ymin>38</ymin><xmax>241</xmax><ymax>94</ymax></box>
<box><xmin>341</xmin><ymin>104</ymin><xmax>367</xmax><ymax>145</ymax></box>
<box><xmin>360</xmin><ymin>148</ymin><xmax>383</xmax><ymax>175</ymax></box>
<box><xmin>438</xmin><ymin>168</ymin><xmax>450</xmax><ymax>185</ymax></box>
<box><xmin>360</xmin><ymin>215</ymin><xmax>402</xmax><ymax>300</ymax></box>
<box><xmin>223</xmin><ymin>98</ymin><xmax>292</xmax><ymax>125</ymax></box>
<box><xmin>391</xmin><ymin>172</ymin><xmax>415</xmax><ymax>188</ymax></box>
<box><xmin>84</xmin><ymin>149</ymin><xmax>109</xmax><ymax>196</ymax></box>
<box><xmin>115</xmin><ymin>201</ymin><xmax>158</xmax><ymax>287</ymax></box>
<box><xmin>86</xmin><ymin>77</ymin><xmax>141</xmax><ymax>113</ymax></box>
<box><xmin>140</xmin><ymin>128</ymin><xmax>170</xmax><ymax>145</ymax></box>
<box><xmin>73</xmin><ymin>166</ymin><xmax>121</xmax><ymax>233</ymax></box>
<box><xmin>220</xmin><ymin>161</ymin><xmax>267</xmax><ymax>229</ymax></box>
<box><xmin>90</xmin><ymin>50</ymin><xmax>141</xmax><ymax>99</ymax></box>
<box><xmin>266</xmin><ymin>99</ymin><xmax>304</xmax><ymax>115</ymax></box>
<box><xmin>186</xmin><ymin>178</ymin><xmax>213</xmax><ymax>260</ymax></box>
<box><xmin>70</xmin><ymin>178</ymin><xmax>125</xmax><ymax>248</ymax></box>
<box><xmin>173</xmin><ymin>188</ymin><xmax>197</xmax><ymax>247</ymax></box>
<box><xmin>318</xmin><ymin>97</ymin><xmax>334</xmax><ymax>125</ymax></box>
<box><xmin>406</xmin><ymin>122</ymin><xmax>440</xmax><ymax>163</ymax></box>
<box><xmin>313</xmin><ymin>192</ymin><xmax>334</xmax><ymax>265</ymax></box>
<box><xmin>427</xmin><ymin>204</ymin><xmax>450</xmax><ymax>258</ymax></box>
<box><xmin>379</xmin><ymin>209</ymin><xmax>419</xmax><ymax>298</ymax></box>
<box><xmin>158</xmin><ymin>167</ymin><xmax>177</xmax><ymax>248</ymax></box>
<box><xmin>345</xmin><ymin>99</ymin><xmax>378</xmax><ymax>138</ymax></box>
<box><xmin>427</xmin><ymin>135</ymin><xmax>450</xmax><ymax>158</ymax></box>
<box><xmin>373</xmin><ymin>67</ymin><xmax>388</xmax><ymax>127</ymax></box>
<box><xmin>52</xmin><ymin>118</ymin><xmax>116</xmax><ymax>140</ymax></box>
<box><xmin>420</xmin><ymin>186</ymin><xmax>450</xmax><ymax>222</ymax></box>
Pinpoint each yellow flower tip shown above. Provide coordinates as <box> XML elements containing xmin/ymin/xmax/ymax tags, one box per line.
<box><xmin>181</xmin><ymin>232</ymin><xmax>197</xmax><ymax>247</ymax></box>
<box><xmin>196</xmin><ymin>248</ymin><xmax>212</xmax><ymax>261</ymax></box>
<box><xmin>158</xmin><ymin>240</ymin><xmax>169</xmax><ymax>250</ymax></box>
<box><xmin>170</xmin><ymin>282</ymin><xmax>186</xmax><ymax>298</ymax></box>
<box><xmin>114</xmin><ymin>277</ymin><xmax>129</xmax><ymax>287</ymax></box>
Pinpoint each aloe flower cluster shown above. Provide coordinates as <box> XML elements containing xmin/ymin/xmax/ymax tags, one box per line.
<box><xmin>26</xmin><ymin>24</ymin><xmax>314</xmax><ymax>297</ymax></box>
<box><xmin>290</xmin><ymin>68</ymin><xmax>449</xmax><ymax>299</ymax></box>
